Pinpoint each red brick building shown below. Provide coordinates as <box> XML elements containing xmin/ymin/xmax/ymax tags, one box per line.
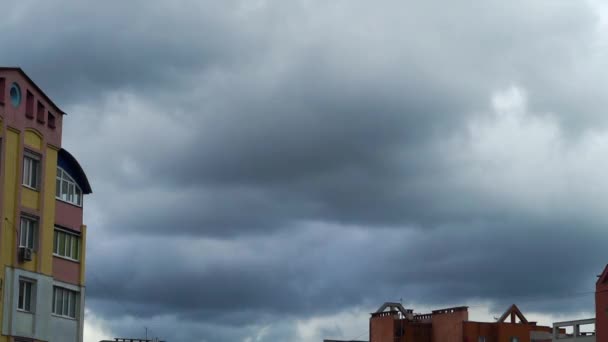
<box><xmin>369</xmin><ymin>303</ymin><xmax>553</xmax><ymax>342</ymax></box>
<box><xmin>597</xmin><ymin>265</ymin><xmax>608</xmax><ymax>342</ymax></box>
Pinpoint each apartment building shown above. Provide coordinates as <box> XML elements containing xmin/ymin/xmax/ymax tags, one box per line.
<box><xmin>0</xmin><ymin>67</ymin><xmax>92</xmax><ymax>342</ymax></box>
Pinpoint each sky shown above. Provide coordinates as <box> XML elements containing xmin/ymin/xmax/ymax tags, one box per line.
<box><xmin>2</xmin><ymin>0</ymin><xmax>608</xmax><ymax>341</ymax></box>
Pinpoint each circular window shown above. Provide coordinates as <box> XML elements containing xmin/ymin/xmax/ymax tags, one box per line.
<box><xmin>9</xmin><ymin>83</ymin><xmax>22</xmax><ymax>108</ymax></box>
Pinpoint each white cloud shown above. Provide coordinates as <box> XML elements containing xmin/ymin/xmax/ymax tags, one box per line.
<box><xmin>294</xmin><ymin>307</ymin><xmax>370</xmax><ymax>342</ymax></box>
<box><xmin>84</xmin><ymin>309</ymin><xmax>113</xmax><ymax>342</ymax></box>
<box><xmin>442</xmin><ymin>85</ymin><xmax>608</xmax><ymax>226</ymax></box>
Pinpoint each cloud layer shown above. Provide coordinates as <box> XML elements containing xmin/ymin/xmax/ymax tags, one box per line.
<box><xmin>3</xmin><ymin>0</ymin><xmax>608</xmax><ymax>341</ymax></box>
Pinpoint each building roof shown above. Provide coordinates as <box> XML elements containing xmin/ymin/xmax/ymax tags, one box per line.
<box><xmin>58</xmin><ymin>148</ymin><xmax>92</xmax><ymax>194</ymax></box>
<box><xmin>431</xmin><ymin>306</ymin><xmax>468</xmax><ymax>314</ymax></box>
<box><xmin>99</xmin><ymin>339</ymin><xmax>163</xmax><ymax>342</ymax></box>
<box><xmin>497</xmin><ymin>304</ymin><xmax>529</xmax><ymax>324</ymax></box>
<box><xmin>0</xmin><ymin>67</ymin><xmax>66</xmax><ymax>115</ymax></box>
<box><xmin>375</xmin><ymin>302</ymin><xmax>412</xmax><ymax>315</ymax></box>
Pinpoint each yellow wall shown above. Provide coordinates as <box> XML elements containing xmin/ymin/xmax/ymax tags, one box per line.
<box><xmin>0</xmin><ymin>128</ymin><xmax>58</xmax><ymax>322</ymax></box>
<box><xmin>0</xmin><ymin>128</ymin><xmax>20</xmax><ymax>335</ymax></box>
<box><xmin>24</xmin><ymin>129</ymin><xmax>42</xmax><ymax>150</ymax></box>
<box><xmin>2</xmin><ymin>129</ymin><xmax>20</xmax><ymax>266</ymax></box>
<box><xmin>21</xmin><ymin>187</ymin><xmax>40</xmax><ymax>211</ymax></box>
<box><xmin>41</xmin><ymin>147</ymin><xmax>58</xmax><ymax>275</ymax></box>
<box><xmin>80</xmin><ymin>225</ymin><xmax>87</xmax><ymax>285</ymax></box>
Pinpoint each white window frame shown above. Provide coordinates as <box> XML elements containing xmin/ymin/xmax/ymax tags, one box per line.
<box><xmin>22</xmin><ymin>151</ymin><xmax>41</xmax><ymax>190</ymax></box>
<box><xmin>17</xmin><ymin>279</ymin><xmax>35</xmax><ymax>313</ymax></box>
<box><xmin>53</xmin><ymin>228</ymin><xmax>81</xmax><ymax>261</ymax></box>
<box><xmin>56</xmin><ymin>167</ymin><xmax>83</xmax><ymax>206</ymax></box>
<box><xmin>52</xmin><ymin>286</ymin><xmax>78</xmax><ymax>319</ymax></box>
<box><xmin>19</xmin><ymin>216</ymin><xmax>37</xmax><ymax>250</ymax></box>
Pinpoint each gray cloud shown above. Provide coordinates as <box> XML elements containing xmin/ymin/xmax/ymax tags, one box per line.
<box><xmin>3</xmin><ymin>0</ymin><xmax>608</xmax><ymax>341</ymax></box>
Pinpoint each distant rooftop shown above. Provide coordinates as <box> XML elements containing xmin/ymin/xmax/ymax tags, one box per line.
<box><xmin>99</xmin><ymin>339</ymin><xmax>165</xmax><ymax>342</ymax></box>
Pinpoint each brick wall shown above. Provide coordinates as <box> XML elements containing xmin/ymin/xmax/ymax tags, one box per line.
<box><xmin>431</xmin><ymin>309</ymin><xmax>468</xmax><ymax>342</ymax></box>
<box><xmin>370</xmin><ymin>315</ymin><xmax>395</xmax><ymax>342</ymax></box>
<box><xmin>597</xmin><ymin>266</ymin><xmax>608</xmax><ymax>342</ymax></box>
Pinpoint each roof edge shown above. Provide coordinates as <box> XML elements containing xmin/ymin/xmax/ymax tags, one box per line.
<box><xmin>0</xmin><ymin>67</ymin><xmax>66</xmax><ymax>115</ymax></box>
<box><xmin>597</xmin><ymin>264</ymin><xmax>608</xmax><ymax>286</ymax></box>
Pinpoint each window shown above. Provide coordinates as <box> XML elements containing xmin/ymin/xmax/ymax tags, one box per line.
<box><xmin>18</xmin><ymin>279</ymin><xmax>34</xmax><ymax>312</ymax></box>
<box><xmin>510</xmin><ymin>338</ymin><xmax>520</xmax><ymax>342</ymax></box>
<box><xmin>23</xmin><ymin>152</ymin><xmax>41</xmax><ymax>190</ymax></box>
<box><xmin>52</xmin><ymin>286</ymin><xmax>78</xmax><ymax>318</ymax></box>
<box><xmin>53</xmin><ymin>229</ymin><xmax>80</xmax><ymax>261</ymax></box>
<box><xmin>56</xmin><ymin>167</ymin><xmax>82</xmax><ymax>206</ymax></box>
<box><xmin>0</xmin><ymin>78</ymin><xmax>5</xmax><ymax>104</ymax></box>
<box><xmin>25</xmin><ymin>91</ymin><xmax>34</xmax><ymax>118</ymax></box>
<box><xmin>37</xmin><ymin>101</ymin><xmax>45</xmax><ymax>123</ymax></box>
<box><xmin>19</xmin><ymin>217</ymin><xmax>37</xmax><ymax>249</ymax></box>
<box><xmin>478</xmin><ymin>337</ymin><xmax>487</xmax><ymax>342</ymax></box>
<box><xmin>10</xmin><ymin>82</ymin><xmax>22</xmax><ymax>108</ymax></box>
<box><xmin>48</xmin><ymin>112</ymin><xmax>56</xmax><ymax>129</ymax></box>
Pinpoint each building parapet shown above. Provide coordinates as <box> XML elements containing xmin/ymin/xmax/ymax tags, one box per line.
<box><xmin>413</xmin><ymin>313</ymin><xmax>432</xmax><ymax>321</ymax></box>
<box><xmin>371</xmin><ymin>310</ymin><xmax>401</xmax><ymax>318</ymax></box>
<box><xmin>431</xmin><ymin>306</ymin><xmax>468</xmax><ymax>315</ymax></box>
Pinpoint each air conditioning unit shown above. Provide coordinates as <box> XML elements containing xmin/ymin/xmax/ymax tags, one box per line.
<box><xmin>19</xmin><ymin>247</ymin><xmax>33</xmax><ymax>262</ymax></box>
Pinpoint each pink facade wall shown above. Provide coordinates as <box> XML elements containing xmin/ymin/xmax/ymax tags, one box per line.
<box><xmin>54</xmin><ymin>199</ymin><xmax>84</xmax><ymax>285</ymax></box>
<box><xmin>0</xmin><ymin>69</ymin><xmax>63</xmax><ymax>147</ymax></box>
<box><xmin>55</xmin><ymin>200</ymin><xmax>83</xmax><ymax>232</ymax></box>
<box><xmin>53</xmin><ymin>256</ymin><xmax>81</xmax><ymax>285</ymax></box>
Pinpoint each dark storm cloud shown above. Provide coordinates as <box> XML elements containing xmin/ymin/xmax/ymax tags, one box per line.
<box><xmin>1</xmin><ymin>0</ymin><xmax>262</xmax><ymax>103</ymax></box>
<box><xmin>84</xmin><ymin>221</ymin><xmax>607</xmax><ymax>341</ymax></box>
<box><xmin>52</xmin><ymin>0</ymin><xmax>603</xmax><ymax>236</ymax></box>
<box><xmin>2</xmin><ymin>0</ymin><xmax>608</xmax><ymax>341</ymax></box>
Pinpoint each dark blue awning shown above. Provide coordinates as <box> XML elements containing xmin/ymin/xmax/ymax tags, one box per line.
<box><xmin>57</xmin><ymin>148</ymin><xmax>92</xmax><ymax>194</ymax></box>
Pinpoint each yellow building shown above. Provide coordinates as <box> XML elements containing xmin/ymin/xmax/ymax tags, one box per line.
<box><xmin>0</xmin><ymin>67</ymin><xmax>92</xmax><ymax>342</ymax></box>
